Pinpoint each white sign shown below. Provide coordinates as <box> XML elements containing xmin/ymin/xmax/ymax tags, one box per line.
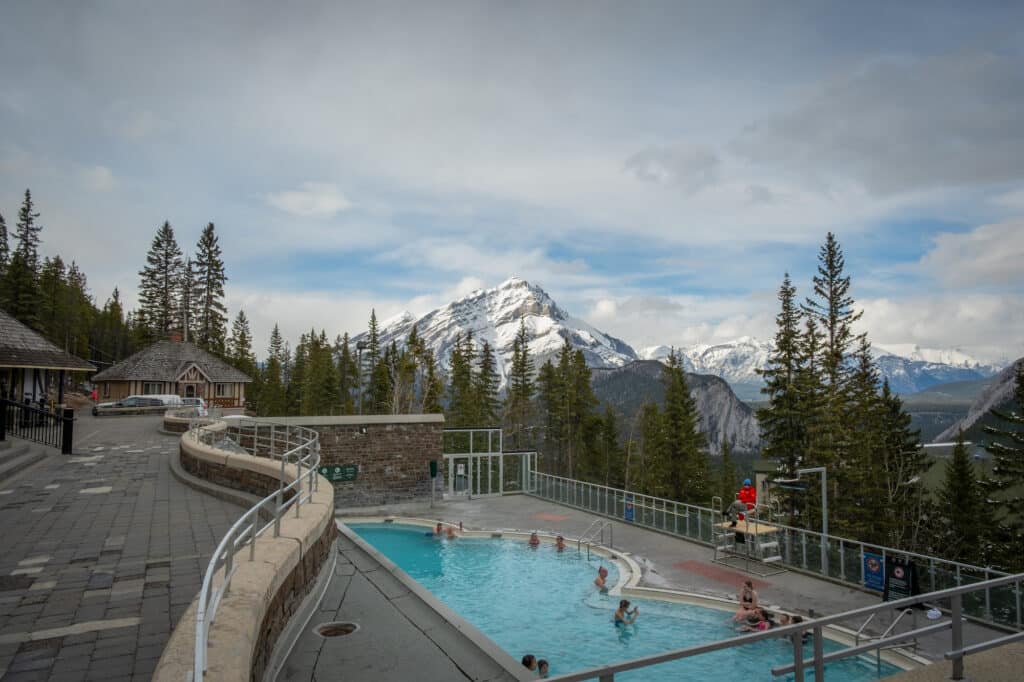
<box><xmin>456</xmin><ymin>463</ymin><xmax>465</xmax><ymax>476</ymax></box>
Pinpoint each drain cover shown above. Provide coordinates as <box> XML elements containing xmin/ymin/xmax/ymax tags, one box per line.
<box><xmin>317</xmin><ymin>622</ymin><xmax>359</xmax><ymax>638</ymax></box>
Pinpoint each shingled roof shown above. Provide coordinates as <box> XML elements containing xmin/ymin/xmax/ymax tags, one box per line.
<box><xmin>91</xmin><ymin>340</ymin><xmax>252</xmax><ymax>383</ymax></box>
<box><xmin>0</xmin><ymin>308</ymin><xmax>97</xmax><ymax>371</ymax></box>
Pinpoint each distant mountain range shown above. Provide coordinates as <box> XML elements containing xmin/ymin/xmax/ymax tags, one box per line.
<box><xmin>356</xmin><ymin>278</ymin><xmax>1003</xmax><ymax>399</ymax></box>
<box><xmin>933</xmin><ymin>359</ymin><xmax>1023</xmax><ymax>443</ymax></box>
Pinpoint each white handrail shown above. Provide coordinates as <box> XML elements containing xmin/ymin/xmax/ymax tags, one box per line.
<box><xmin>189</xmin><ymin>419</ymin><xmax>321</xmax><ymax>680</ymax></box>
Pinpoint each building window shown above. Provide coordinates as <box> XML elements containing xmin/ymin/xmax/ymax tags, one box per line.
<box><xmin>102</xmin><ymin>383</ymin><xmax>110</xmax><ymax>398</ymax></box>
<box><xmin>143</xmin><ymin>382</ymin><xmax>162</xmax><ymax>395</ymax></box>
<box><xmin>215</xmin><ymin>383</ymin><xmax>230</xmax><ymax>397</ymax></box>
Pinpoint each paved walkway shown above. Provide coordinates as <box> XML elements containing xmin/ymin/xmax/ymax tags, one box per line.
<box><xmin>0</xmin><ymin>414</ymin><xmax>244</xmax><ymax>682</ymax></box>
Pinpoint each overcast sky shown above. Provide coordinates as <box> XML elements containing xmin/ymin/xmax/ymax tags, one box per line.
<box><xmin>2</xmin><ymin>1</ymin><xmax>1023</xmax><ymax>363</ymax></box>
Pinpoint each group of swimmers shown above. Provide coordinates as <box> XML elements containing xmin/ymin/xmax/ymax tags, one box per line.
<box><xmin>528</xmin><ymin>531</ymin><xmax>567</xmax><ymax>551</ymax></box>
<box><xmin>520</xmin><ymin>654</ymin><xmax>549</xmax><ymax>678</ymax></box>
<box><xmin>732</xmin><ymin>579</ymin><xmax>804</xmax><ymax>633</ymax></box>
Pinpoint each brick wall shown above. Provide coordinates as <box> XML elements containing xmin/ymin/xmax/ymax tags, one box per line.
<box><xmin>313</xmin><ymin>419</ymin><xmax>444</xmax><ymax>508</ymax></box>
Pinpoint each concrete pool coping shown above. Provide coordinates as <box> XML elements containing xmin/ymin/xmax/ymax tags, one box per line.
<box><xmin>350</xmin><ymin>516</ymin><xmax>928</xmax><ymax>674</ymax></box>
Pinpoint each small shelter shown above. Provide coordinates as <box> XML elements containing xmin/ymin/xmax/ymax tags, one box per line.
<box><xmin>91</xmin><ymin>339</ymin><xmax>252</xmax><ymax>408</ymax></box>
<box><xmin>0</xmin><ymin>308</ymin><xmax>97</xmax><ymax>405</ymax></box>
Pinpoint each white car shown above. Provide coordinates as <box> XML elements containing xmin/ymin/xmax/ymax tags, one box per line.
<box><xmin>182</xmin><ymin>397</ymin><xmax>209</xmax><ymax>417</ymax></box>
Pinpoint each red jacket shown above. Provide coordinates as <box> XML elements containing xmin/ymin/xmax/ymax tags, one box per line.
<box><xmin>737</xmin><ymin>484</ymin><xmax>757</xmax><ymax>509</ymax></box>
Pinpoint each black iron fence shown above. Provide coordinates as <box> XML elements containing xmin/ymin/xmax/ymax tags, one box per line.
<box><xmin>0</xmin><ymin>398</ymin><xmax>74</xmax><ymax>454</ymax></box>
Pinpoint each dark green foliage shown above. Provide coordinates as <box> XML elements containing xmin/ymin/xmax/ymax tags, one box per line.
<box><xmin>445</xmin><ymin>333</ymin><xmax>476</xmax><ymax>426</ymax></box>
<box><xmin>657</xmin><ymin>350</ymin><xmax>709</xmax><ymax>502</ymax></box>
<box><xmin>983</xmin><ymin>362</ymin><xmax>1024</xmax><ymax>570</ymax></box>
<box><xmin>1</xmin><ymin>190</ymin><xmax>44</xmax><ymax>328</ymax></box>
<box><xmin>505</xmin><ymin>320</ymin><xmax>536</xmax><ymax>449</ymax></box>
<box><xmin>227</xmin><ymin>309</ymin><xmax>257</xmax><ymax>379</ymax></box>
<box><xmin>716</xmin><ymin>439</ymin><xmax>738</xmax><ymax>507</ymax></box>
<box><xmin>301</xmin><ymin>330</ymin><xmax>339</xmax><ymax>416</ymax></box>
<box><xmin>937</xmin><ymin>431</ymin><xmax>994</xmax><ymax>563</ymax></box>
<box><xmin>0</xmin><ymin>211</ymin><xmax>8</xmax><ymax>279</ymax></box>
<box><xmin>138</xmin><ymin>221</ymin><xmax>185</xmax><ymax>340</ymax></box>
<box><xmin>475</xmin><ymin>341</ymin><xmax>501</xmax><ymax>425</ymax></box>
<box><xmin>193</xmin><ymin>223</ymin><xmax>228</xmax><ymax>354</ymax></box>
<box><xmin>336</xmin><ymin>333</ymin><xmax>358</xmax><ymax>414</ymax></box>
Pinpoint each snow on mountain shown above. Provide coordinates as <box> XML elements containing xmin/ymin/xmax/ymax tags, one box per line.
<box><xmin>354</xmin><ymin>277</ymin><xmax>636</xmax><ymax>386</ymax></box>
<box><xmin>642</xmin><ymin>337</ymin><xmax>1003</xmax><ymax>396</ymax></box>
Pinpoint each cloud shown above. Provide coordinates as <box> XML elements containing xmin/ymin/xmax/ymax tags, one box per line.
<box><xmin>919</xmin><ymin>220</ymin><xmax>1024</xmax><ymax>287</ymax></box>
<box><xmin>734</xmin><ymin>51</ymin><xmax>1024</xmax><ymax>195</ymax></box>
<box><xmin>267</xmin><ymin>182</ymin><xmax>352</xmax><ymax>219</ymax></box>
<box><xmin>992</xmin><ymin>187</ymin><xmax>1024</xmax><ymax>211</ymax></box>
<box><xmin>106</xmin><ymin>106</ymin><xmax>171</xmax><ymax>141</ymax></box>
<box><xmin>624</xmin><ymin>144</ymin><xmax>720</xmax><ymax>194</ymax></box>
<box><xmin>80</xmin><ymin>165</ymin><xmax>115</xmax><ymax>192</ymax></box>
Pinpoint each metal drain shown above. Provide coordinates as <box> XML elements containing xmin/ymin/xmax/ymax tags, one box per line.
<box><xmin>317</xmin><ymin>621</ymin><xmax>359</xmax><ymax>638</ymax></box>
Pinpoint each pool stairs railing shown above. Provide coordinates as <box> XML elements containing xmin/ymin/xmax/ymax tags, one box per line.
<box><xmin>577</xmin><ymin>519</ymin><xmax>614</xmax><ymax>559</ymax></box>
<box><xmin>543</xmin><ymin>570</ymin><xmax>1024</xmax><ymax>682</ymax></box>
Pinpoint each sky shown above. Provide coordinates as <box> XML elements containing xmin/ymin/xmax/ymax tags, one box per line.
<box><xmin>1</xmin><ymin>1</ymin><xmax>1023</xmax><ymax>364</ymax></box>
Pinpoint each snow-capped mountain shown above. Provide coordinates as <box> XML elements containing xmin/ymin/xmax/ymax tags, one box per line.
<box><xmin>353</xmin><ymin>277</ymin><xmax>636</xmax><ymax>386</ymax></box>
<box><xmin>640</xmin><ymin>338</ymin><xmax>1003</xmax><ymax>397</ymax></box>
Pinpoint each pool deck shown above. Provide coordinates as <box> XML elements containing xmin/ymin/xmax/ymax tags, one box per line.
<box><xmin>306</xmin><ymin>493</ymin><xmax>1014</xmax><ymax>681</ymax></box>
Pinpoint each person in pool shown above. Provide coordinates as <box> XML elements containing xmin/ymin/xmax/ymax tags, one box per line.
<box><xmin>446</xmin><ymin>525</ymin><xmax>457</xmax><ymax>539</ymax></box>
<box><xmin>739</xmin><ymin>608</ymin><xmax>776</xmax><ymax>632</ymax></box>
<box><xmin>528</xmin><ymin>531</ymin><xmax>540</xmax><ymax>547</ymax></box>
<box><xmin>733</xmin><ymin>579</ymin><xmax>759</xmax><ymax>621</ymax></box>
<box><xmin>594</xmin><ymin>566</ymin><xmax>609</xmax><ymax>591</ymax></box>
<box><xmin>555</xmin><ymin>535</ymin><xmax>566</xmax><ymax>552</ymax></box>
<box><xmin>537</xmin><ymin>659</ymin><xmax>549</xmax><ymax>678</ymax></box>
<box><xmin>434</xmin><ymin>522</ymin><xmax>444</xmax><ymax>536</ymax></box>
<box><xmin>521</xmin><ymin>654</ymin><xmax>537</xmax><ymax>671</ymax></box>
<box><xmin>615</xmin><ymin>599</ymin><xmax>639</xmax><ymax>625</ymax></box>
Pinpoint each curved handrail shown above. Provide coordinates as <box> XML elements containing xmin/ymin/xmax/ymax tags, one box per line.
<box><xmin>188</xmin><ymin>419</ymin><xmax>321</xmax><ymax>680</ymax></box>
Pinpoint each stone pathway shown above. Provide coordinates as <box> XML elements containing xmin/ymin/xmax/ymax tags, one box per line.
<box><xmin>0</xmin><ymin>414</ymin><xmax>244</xmax><ymax>681</ymax></box>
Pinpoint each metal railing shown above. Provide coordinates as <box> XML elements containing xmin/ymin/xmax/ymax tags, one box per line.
<box><xmin>0</xmin><ymin>398</ymin><xmax>73</xmax><ymax>454</ymax></box>
<box><xmin>528</xmin><ymin>471</ymin><xmax>1021</xmax><ymax>628</ymax></box>
<box><xmin>189</xmin><ymin>418</ymin><xmax>321</xmax><ymax>680</ymax></box>
<box><xmin>546</xmin><ymin>571</ymin><xmax>1024</xmax><ymax>681</ymax></box>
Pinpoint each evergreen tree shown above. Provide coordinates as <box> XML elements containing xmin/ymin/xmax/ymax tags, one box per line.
<box><xmin>937</xmin><ymin>431</ymin><xmax>993</xmax><ymax>563</ymax></box>
<box><xmin>193</xmin><ymin>223</ymin><xmax>228</xmax><ymax>353</ymax></box>
<box><xmin>597</xmin><ymin>405</ymin><xmax>624</xmax><ymax>487</ymax></box>
<box><xmin>180</xmin><ymin>257</ymin><xmax>198</xmax><ymax>342</ymax></box>
<box><xmin>385</xmin><ymin>339</ymin><xmax>418</xmax><ymax>414</ymax></box>
<box><xmin>983</xmin><ymin>362</ymin><xmax>1024</xmax><ymax>570</ymax></box>
<box><xmin>38</xmin><ymin>255</ymin><xmax>67</xmax><ymax>343</ymax></box>
<box><xmin>301</xmin><ymin>330</ymin><xmax>339</xmax><ymax>416</ymax></box>
<box><xmin>757</xmin><ymin>273</ymin><xmax>805</xmax><ymax>514</ymax></box>
<box><xmin>1</xmin><ymin>190</ymin><xmax>44</xmax><ymax>328</ymax></box>
<box><xmin>64</xmin><ymin>262</ymin><xmax>92</xmax><ymax>359</ymax></box>
<box><xmin>420</xmin><ymin>352</ymin><xmax>445</xmax><ymax>414</ymax></box>
<box><xmin>634</xmin><ymin>402</ymin><xmax>663</xmax><ymax>496</ymax></box>
<box><xmin>259</xmin><ymin>324</ymin><xmax>288</xmax><ymax>417</ymax></box>
<box><xmin>658</xmin><ymin>349</ymin><xmax>709</xmax><ymax>502</ymax></box>
<box><xmin>536</xmin><ymin>359</ymin><xmax>564</xmax><ymax>473</ymax></box>
<box><xmin>802</xmin><ymin>232</ymin><xmax>861</xmax><ymax>392</ymax></box>
<box><xmin>0</xmin><ymin>211</ymin><xmax>8</xmax><ymax>280</ymax></box>
<box><xmin>227</xmin><ymin>309</ymin><xmax>257</xmax><ymax>379</ymax></box>
<box><xmin>336</xmin><ymin>333</ymin><xmax>358</xmax><ymax>414</ymax></box>
<box><xmin>286</xmin><ymin>334</ymin><xmax>307</xmax><ymax>415</ymax></box>
<box><xmin>505</xmin><ymin>320</ymin><xmax>536</xmax><ymax>449</ymax></box>
<box><xmin>716</xmin><ymin>439</ymin><xmax>738</xmax><ymax>508</ymax></box>
<box><xmin>475</xmin><ymin>341</ymin><xmax>501</xmax><ymax>424</ymax></box>
<box><xmin>876</xmin><ymin>380</ymin><xmax>929</xmax><ymax>550</ymax></box>
<box><xmin>445</xmin><ymin>333</ymin><xmax>476</xmax><ymax>426</ymax></box>
<box><xmin>138</xmin><ymin>221</ymin><xmax>185</xmax><ymax>339</ymax></box>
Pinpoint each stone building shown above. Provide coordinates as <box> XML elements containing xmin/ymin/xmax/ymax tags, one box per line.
<box><xmin>90</xmin><ymin>338</ymin><xmax>252</xmax><ymax>407</ymax></box>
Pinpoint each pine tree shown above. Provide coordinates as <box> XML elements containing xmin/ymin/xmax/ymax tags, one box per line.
<box><xmin>659</xmin><ymin>349</ymin><xmax>709</xmax><ymax>502</ymax></box>
<box><xmin>38</xmin><ymin>255</ymin><xmax>67</xmax><ymax>344</ymax></box>
<box><xmin>716</xmin><ymin>438</ymin><xmax>738</xmax><ymax>507</ymax></box>
<box><xmin>757</xmin><ymin>273</ymin><xmax>805</xmax><ymax>512</ymax></box>
<box><xmin>505</xmin><ymin>320</ymin><xmax>536</xmax><ymax>449</ymax></box>
<box><xmin>876</xmin><ymin>380</ymin><xmax>928</xmax><ymax>551</ymax></box>
<box><xmin>421</xmin><ymin>353</ymin><xmax>445</xmax><ymax>414</ymax></box>
<box><xmin>0</xmin><ymin>211</ymin><xmax>8</xmax><ymax>280</ymax></box>
<box><xmin>259</xmin><ymin>324</ymin><xmax>288</xmax><ymax>417</ymax></box>
<box><xmin>598</xmin><ymin>405</ymin><xmax>624</xmax><ymax>487</ymax></box>
<box><xmin>227</xmin><ymin>309</ymin><xmax>257</xmax><ymax>379</ymax></box>
<box><xmin>983</xmin><ymin>362</ymin><xmax>1024</xmax><ymax>570</ymax></box>
<box><xmin>301</xmin><ymin>330</ymin><xmax>339</xmax><ymax>416</ymax></box>
<box><xmin>138</xmin><ymin>221</ymin><xmax>185</xmax><ymax>339</ymax></box>
<box><xmin>336</xmin><ymin>333</ymin><xmax>358</xmax><ymax>414</ymax></box>
<box><xmin>937</xmin><ymin>431</ymin><xmax>994</xmax><ymax>563</ymax></box>
<box><xmin>536</xmin><ymin>359</ymin><xmax>564</xmax><ymax>473</ymax></box>
<box><xmin>385</xmin><ymin>339</ymin><xmax>417</xmax><ymax>414</ymax></box>
<box><xmin>64</xmin><ymin>262</ymin><xmax>92</xmax><ymax>359</ymax></box>
<box><xmin>1</xmin><ymin>190</ymin><xmax>44</xmax><ymax>328</ymax></box>
<box><xmin>634</xmin><ymin>402</ymin><xmax>663</xmax><ymax>496</ymax></box>
<box><xmin>445</xmin><ymin>333</ymin><xmax>476</xmax><ymax>426</ymax></box>
<box><xmin>180</xmin><ymin>257</ymin><xmax>198</xmax><ymax>342</ymax></box>
<box><xmin>193</xmin><ymin>223</ymin><xmax>228</xmax><ymax>353</ymax></box>
<box><xmin>475</xmin><ymin>341</ymin><xmax>501</xmax><ymax>424</ymax></box>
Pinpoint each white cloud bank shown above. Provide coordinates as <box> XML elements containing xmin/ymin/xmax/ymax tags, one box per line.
<box><xmin>267</xmin><ymin>182</ymin><xmax>352</xmax><ymax>219</ymax></box>
<box><xmin>920</xmin><ymin>220</ymin><xmax>1024</xmax><ymax>287</ymax></box>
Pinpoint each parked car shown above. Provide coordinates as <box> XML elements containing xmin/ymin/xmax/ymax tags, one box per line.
<box><xmin>181</xmin><ymin>397</ymin><xmax>209</xmax><ymax>417</ymax></box>
<box><xmin>92</xmin><ymin>394</ymin><xmax>183</xmax><ymax>416</ymax></box>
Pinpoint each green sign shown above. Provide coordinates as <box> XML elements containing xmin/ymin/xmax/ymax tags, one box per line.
<box><xmin>319</xmin><ymin>464</ymin><xmax>358</xmax><ymax>482</ymax></box>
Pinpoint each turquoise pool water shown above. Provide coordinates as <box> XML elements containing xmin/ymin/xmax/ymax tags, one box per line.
<box><xmin>349</xmin><ymin>523</ymin><xmax>902</xmax><ymax>681</ymax></box>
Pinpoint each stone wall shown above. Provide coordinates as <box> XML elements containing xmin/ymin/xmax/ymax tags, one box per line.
<box><xmin>265</xmin><ymin>415</ymin><xmax>445</xmax><ymax>508</ymax></box>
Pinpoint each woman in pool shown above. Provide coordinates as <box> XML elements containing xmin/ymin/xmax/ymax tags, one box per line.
<box><xmin>615</xmin><ymin>599</ymin><xmax>639</xmax><ymax>626</ymax></box>
<box><xmin>555</xmin><ymin>535</ymin><xmax>566</xmax><ymax>552</ymax></box>
<box><xmin>738</xmin><ymin>608</ymin><xmax>775</xmax><ymax>632</ymax></box>
<box><xmin>733</xmin><ymin>579</ymin><xmax>759</xmax><ymax>621</ymax></box>
<box><xmin>528</xmin><ymin>531</ymin><xmax>540</xmax><ymax>547</ymax></box>
<box><xmin>446</xmin><ymin>525</ymin><xmax>457</xmax><ymax>539</ymax></box>
<box><xmin>594</xmin><ymin>566</ymin><xmax>609</xmax><ymax>591</ymax></box>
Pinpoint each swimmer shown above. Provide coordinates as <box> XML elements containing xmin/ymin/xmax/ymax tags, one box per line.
<box><xmin>434</xmin><ymin>522</ymin><xmax>444</xmax><ymax>536</ymax></box>
<box><xmin>594</xmin><ymin>566</ymin><xmax>609</xmax><ymax>591</ymax></box>
<box><xmin>446</xmin><ymin>525</ymin><xmax>457</xmax><ymax>539</ymax></box>
<box><xmin>521</xmin><ymin>654</ymin><xmax>537</xmax><ymax>671</ymax></box>
<box><xmin>528</xmin><ymin>531</ymin><xmax>540</xmax><ymax>547</ymax></box>
<box><xmin>615</xmin><ymin>599</ymin><xmax>639</xmax><ymax>625</ymax></box>
<box><xmin>555</xmin><ymin>535</ymin><xmax>566</xmax><ymax>552</ymax></box>
<box><xmin>537</xmin><ymin>659</ymin><xmax>549</xmax><ymax>678</ymax></box>
<box><xmin>733</xmin><ymin>579</ymin><xmax>759</xmax><ymax>621</ymax></box>
<box><xmin>739</xmin><ymin>608</ymin><xmax>776</xmax><ymax>632</ymax></box>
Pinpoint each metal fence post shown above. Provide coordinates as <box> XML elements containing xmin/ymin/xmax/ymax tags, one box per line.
<box><xmin>951</xmin><ymin>592</ymin><xmax>964</xmax><ymax>680</ymax></box>
<box><xmin>813</xmin><ymin>625</ymin><xmax>825</xmax><ymax>681</ymax></box>
<box><xmin>791</xmin><ymin>632</ymin><xmax>804</xmax><ymax>682</ymax></box>
<box><xmin>61</xmin><ymin>407</ymin><xmax>74</xmax><ymax>455</ymax></box>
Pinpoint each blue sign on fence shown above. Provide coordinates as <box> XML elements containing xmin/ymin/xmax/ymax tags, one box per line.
<box><xmin>624</xmin><ymin>493</ymin><xmax>635</xmax><ymax>523</ymax></box>
<box><xmin>863</xmin><ymin>552</ymin><xmax>885</xmax><ymax>591</ymax></box>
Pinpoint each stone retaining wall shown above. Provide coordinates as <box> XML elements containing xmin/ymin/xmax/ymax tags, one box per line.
<box><xmin>259</xmin><ymin>415</ymin><xmax>445</xmax><ymax>508</ymax></box>
<box><xmin>153</xmin><ymin>422</ymin><xmax>335</xmax><ymax>682</ymax></box>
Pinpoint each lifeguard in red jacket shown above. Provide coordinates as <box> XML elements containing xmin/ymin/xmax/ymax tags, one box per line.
<box><xmin>737</xmin><ymin>478</ymin><xmax>757</xmax><ymax>516</ymax></box>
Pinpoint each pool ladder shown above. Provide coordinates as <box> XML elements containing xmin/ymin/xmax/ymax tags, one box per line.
<box><xmin>578</xmin><ymin>519</ymin><xmax>613</xmax><ymax>559</ymax></box>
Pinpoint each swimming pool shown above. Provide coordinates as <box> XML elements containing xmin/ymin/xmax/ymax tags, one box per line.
<box><xmin>349</xmin><ymin>522</ymin><xmax>903</xmax><ymax>681</ymax></box>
